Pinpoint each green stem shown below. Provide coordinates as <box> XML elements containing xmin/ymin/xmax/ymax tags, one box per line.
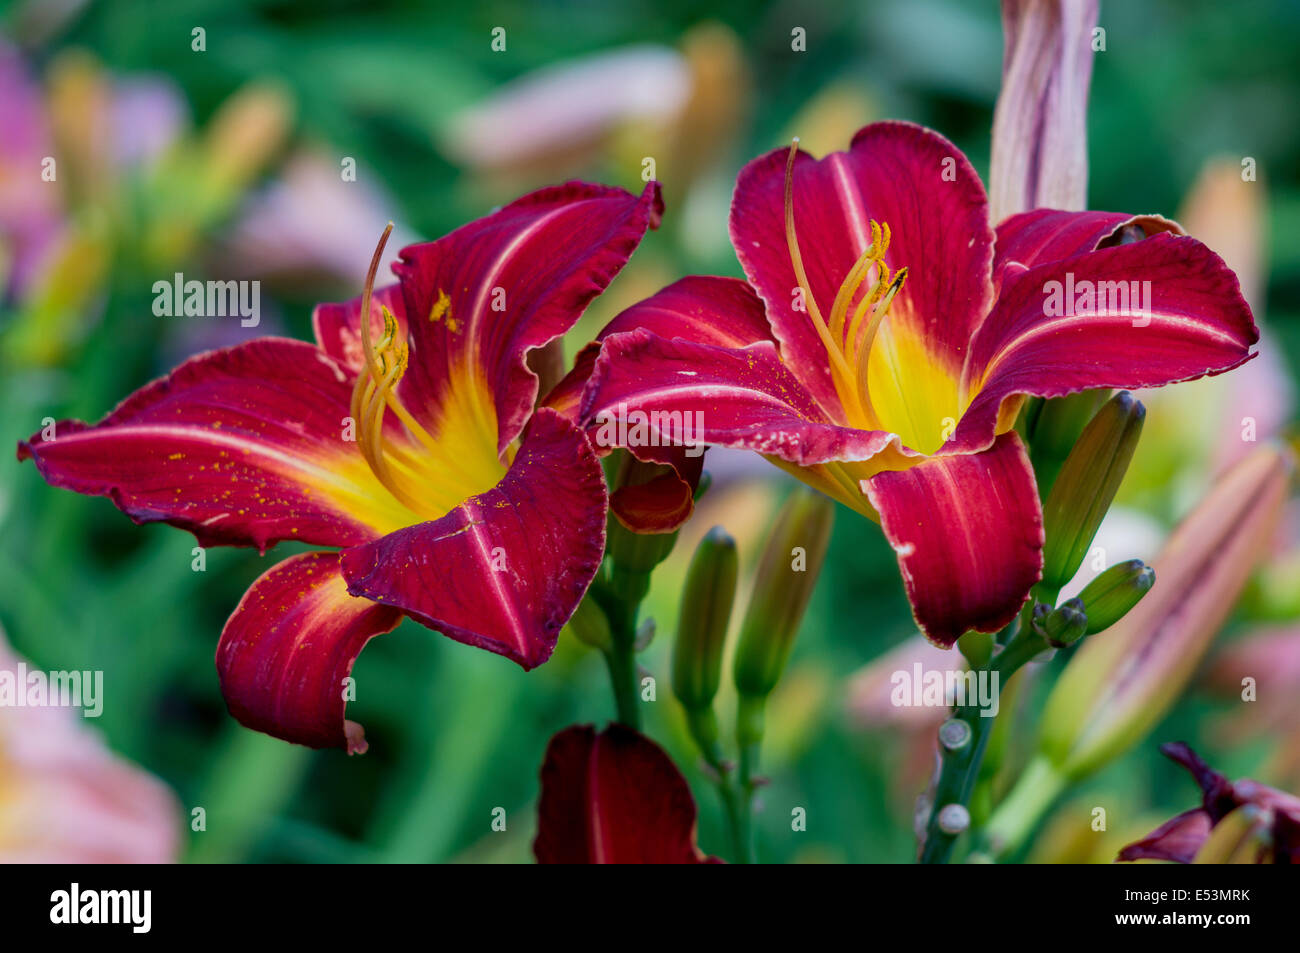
<box><xmin>590</xmin><ymin>571</ymin><xmax>648</xmax><ymax>731</ymax></box>
<box><xmin>978</xmin><ymin>755</ymin><xmax>1068</xmax><ymax>859</ymax></box>
<box><xmin>730</xmin><ymin>694</ymin><xmax>766</xmax><ymax>864</ymax></box>
<box><xmin>603</xmin><ymin>631</ymin><xmax>641</xmax><ymax>731</ymax></box>
<box><xmin>919</xmin><ymin>603</ymin><xmax>1047</xmax><ymax>864</ymax></box>
<box><xmin>684</xmin><ymin>707</ymin><xmax>751</xmax><ymax>863</ymax></box>
<box><xmin>714</xmin><ymin>774</ymin><xmax>751</xmax><ymax>864</ymax></box>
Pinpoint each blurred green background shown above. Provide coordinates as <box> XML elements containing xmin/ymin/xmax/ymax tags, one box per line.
<box><xmin>2</xmin><ymin>0</ymin><xmax>1299</xmax><ymax>863</ymax></box>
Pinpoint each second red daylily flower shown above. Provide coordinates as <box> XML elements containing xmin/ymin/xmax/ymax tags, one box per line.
<box><xmin>534</xmin><ymin>723</ymin><xmax>720</xmax><ymax>863</ymax></box>
<box><xmin>579</xmin><ymin>121</ymin><xmax>1258</xmax><ymax>646</ymax></box>
<box><xmin>1119</xmin><ymin>742</ymin><xmax>1300</xmax><ymax>864</ymax></box>
<box><xmin>18</xmin><ymin>181</ymin><xmax>662</xmax><ymax>751</ymax></box>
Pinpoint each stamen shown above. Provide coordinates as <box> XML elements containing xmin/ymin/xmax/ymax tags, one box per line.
<box><xmin>358</xmin><ymin>224</ymin><xmax>394</xmax><ymax>379</ymax></box>
<box><xmin>853</xmin><ymin>268</ymin><xmax>908</xmax><ymax>411</ymax></box>
<box><xmin>346</xmin><ymin>223</ymin><xmax>449</xmax><ymax>516</ymax></box>
<box><xmin>780</xmin><ymin>141</ymin><xmax>909</xmax><ymax>432</ymax></box>
<box><xmin>827</xmin><ymin>233</ymin><xmax>881</xmax><ymax>344</ymax></box>
<box><xmin>783</xmin><ymin>140</ymin><xmax>863</xmax><ymax>419</ymax></box>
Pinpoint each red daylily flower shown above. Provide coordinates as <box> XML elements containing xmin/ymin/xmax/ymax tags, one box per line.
<box><xmin>579</xmin><ymin>121</ymin><xmax>1257</xmax><ymax>646</ymax></box>
<box><xmin>534</xmin><ymin>723</ymin><xmax>720</xmax><ymax>864</ymax></box>
<box><xmin>18</xmin><ymin>181</ymin><xmax>662</xmax><ymax>752</ymax></box>
<box><xmin>1118</xmin><ymin>742</ymin><xmax>1300</xmax><ymax>864</ymax></box>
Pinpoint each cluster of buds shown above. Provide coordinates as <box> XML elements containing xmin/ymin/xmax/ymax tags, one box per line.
<box><xmin>1025</xmin><ymin>391</ymin><xmax>1154</xmax><ymax>649</ymax></box>
<box><xmin>982</xmin><ymin>441</ymin><xmax>1291</xmax><ymax>856</ymax></box>
<box><xmin>671</xmin><ymin>488</ymin><xmax>835</xmax><ymax>780</ymax></box>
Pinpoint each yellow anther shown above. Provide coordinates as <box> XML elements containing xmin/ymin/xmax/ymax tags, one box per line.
<box><xmin>429</xmin><ymin>290</ymin><xmax>451</xmax><ymax>323</ymax></box>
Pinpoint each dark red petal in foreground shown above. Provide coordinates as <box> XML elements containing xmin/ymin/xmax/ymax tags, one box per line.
<box><xmin>953</xmin><ymin>233</ymin><xmax>1259</xmax><ymax>453</ymax></box>
<box><xmin>862</xmin><ymin>432</ymin><xmax>1044</xmax><ymax>647</ymax></box>
<box><xmin>340</xmin><ymin>409</ymin><xmax>605</xmax><ymax>669</ymax></box>
<box><xmin>1116</xmin><ymin>809</ymin><xmax>1214</xmax><ymax>864</ymax></box>
<box><xmin>16</xmin><ymin>338</ymin><xmax>410</xmax><ymax>551</ymax></box>
<box><xmin>731</xmin><ymin>121</ymin><xmax>994</xmax><ymax>415</ymax></box>
<box><xmin>216</xmin><ymin>551</ymin><xmax>402</xmax><ymax>752</ymax></box>
<box><xmin>534</xmin><ymin>724</ymin><xmax>720</xmax><ymax>864</ymax></box>
<box><xmin>393</xmin><ymin>181</ymin><xmax>662</xmax><ymax>456</ymax></box>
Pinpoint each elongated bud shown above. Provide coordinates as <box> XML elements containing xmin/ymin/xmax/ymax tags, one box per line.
<box><xmin>1040</xmin><ymin>391</ymin><xmax>1144</xmax><ymax>590</ymax></box>
<box><xmin>732</xmin><ymin>489</ymin><xmax>835</xmax><ymax>701</ymax></box>
<box><xmin>1019</xmin><ymin>389</ymin><xmax>1111</xmax><ymax>496</ymax></box>
<box><xmin>1078</xmin><ymin>559</ymin><xmax>1154</xmax><ymax>634</ymax></box>
<box><xmin>1039</xmin><ymin>445</ymin><xmax>1292</xmax><ymax>781</ymax></box>
<box><xmin>1042</xmin><ymin>597</ymin><xmax>1087</xmax><ymax>648</ymax></box>
<box><xmin>957</xmin><ymin>629</ymin><xmax>993</xmax><ymax>669</ymax></box>
<box><xmin>1192</xmin><ymin>806</ymin><xmax>1271</xmax><ymax>864</ymax></box>
<box><xmin>672</xmin><ymin>527</ymin><xmax>739</xmax><ymax>713</ymax></box>
<box><xmin>565</xmin><ymin>595</ymin><xmax>612</xmax><ymax>653</ymax></box>
<box><xmin>989</xmin><ymin>0</ymin><xmax>1099</xmax><ymax>221</ymax></box>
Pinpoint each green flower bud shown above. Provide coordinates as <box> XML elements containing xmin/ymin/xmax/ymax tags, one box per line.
<box><xmin>1041</xmin><ymin>597</ymin><xmax>1087</xmax><ymax>648</ymax></box>
<box><xmin>672</xmin><ymin>527</ymin><xmax>738</xmax><ymax>713</ymax></box>
<box><xmin>957</xmin><ymin>629</ymin><xmax>993</xmax><ymax>669</ymax></box>
<box><xmin>1078</xmin><ymin>559</ymin><xmax>1154</xmax><ymax>634</ymax></box>
<box><xmin>732</xmin><ymin>489</ymin><xmax>835</xmax><ymax>701</ymax></box>
<box><xmin>1040</xmin><ymin>391</ymin><xmax>1145</xmax><ymax>590</ymax></box>
<box><xmin>565</xmin><ymin>595</ymin><xmax>612</xmax><ymax>653</ymax></box>
<box><xmin>1192</xmin><ymin>806</ymin><xmax>1272</xmax><ymax>864</ymax></box>
<box><xmin>1018</xmin><ymin>389</ymin><xmax>1112</xmax><ymax>497</ymax></box>
<box><xmin>1040</xmin><ymin>445</ymin><xmax>1291</xmax><ymax>781</ymax></box>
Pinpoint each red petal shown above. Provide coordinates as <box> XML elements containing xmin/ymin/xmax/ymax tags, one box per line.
<box><xmin>216</xmin><ymin>551</ymin><xmax>403</xmax><ymax>751</ymax></box>
<box><xmin>593</xmin><ymin>274</ymin><xmax>776</xmax><ymax>348</ymax></box>
<box><xmin>534</xmin><ymin>724</ymin><xmax>719</xmax><ymax>864</ymax></box>
<box><xmin>993</xmin><ymin>208</ymin><xmax>1182</xmax><ymax>286</ymax></box>
<box><xmin>339</xmin><ymin>409</ymin><xmax>606</xmax><ymax>669</ymax></box>
<box><xmin>954</xmin><ymin>233</ymin><xmax>1259</xmax><ymax>453</ymax></box>
<box><xmin>1117</xmin><ymin>809</ymin><xmax>1213</xmax><ymax>864</ymax></box>
<box><xmin>16</xmin><ymin>338</ymin><xmax>413</xmax><ymax>551</ymax></box>
<box><xmin>582</xmin><ymin>329</ymin><xmax>900</xmax><ymax>467</ymax></box>
<box><xmin>730</xmin><ymin>121</ymin><xmax>994</xmax><ymax>415</ymax></box>
<box><xmin>548</xmin><ymin>276</ymin><xmax>777</xmax><ymax>532</ymax></box>
<box><xmin>862</xmin><ymin>432</ymin><xmax>1044</xmax><ymax>647</ymax></box>
<box><xmin>392</xmin><ymin>181</ymin><xmax>662</xmax><ymax>457</ymax></box>
<box><xmin>546</xmin><ymin>276</ymin><xmax>775</xmax><ymax>419</ymax></box>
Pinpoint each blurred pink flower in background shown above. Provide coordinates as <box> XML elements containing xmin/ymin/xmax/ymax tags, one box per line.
<box><xmin>444</xmin><ymin>45</ymin><xmax>691</xmax><ymax>172</ymax></box>
<box><xmin>441</xmin><ymin>25</ymin><xmax>747</xmax><ymax>197</ymax></box>
<box><xmin>1203</xmin><ymin>626</ymin><xmax>1300</xmax><ymax>790</ymax></box>
<box><xmin>0</xmin><ymin>629</ymin><xmax>181</xmax><ymax>863</ymax></box>
<box><xmin>0</xmin><ymin>39</ymin><xmax>61</xmax><ymax>298</ymax></box>
<box><xmin>219</xmin><ymin>149</ymin><xmax>413</xmax><ymax>288</ymax></box>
